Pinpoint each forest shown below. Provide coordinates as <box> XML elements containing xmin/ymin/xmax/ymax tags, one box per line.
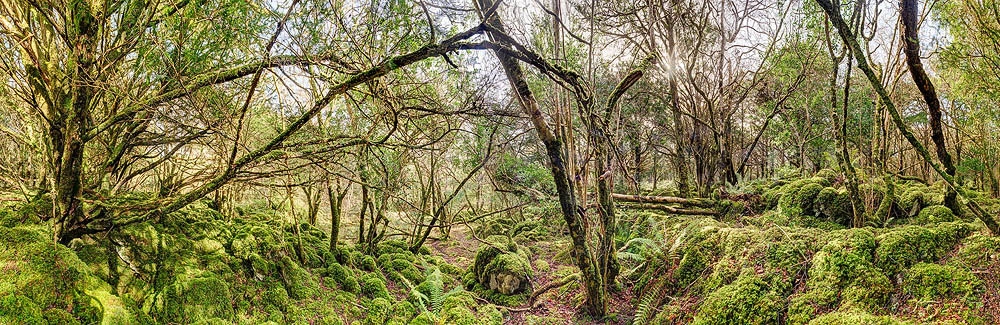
<box><xmin>2</xmin><ymin>0</ymin><xmax>1000</xmax><ymax>323</ymax></box>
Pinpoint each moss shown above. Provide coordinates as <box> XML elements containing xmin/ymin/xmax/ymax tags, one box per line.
<box><xmin>440</xmin><ymin>306</ymin><xmax>476</xmax><ymax>325</ymax></box>
<box><xmin>950</xmin><ymin>233</ymin><xmax>1000</xmax><ymax>269</ymax></box>
<box><xmin>362</xmin><ymin>297</ymin><xmax>392</xmax><ymax>325</ymax></box>
<box><xmin>796</xmin><ymin>183</ymin><xmax>825</xmax><ymax>217</ymax></box>
<box><xmin>326</xmin><ymin>262</ymin><xmax>360</xmax><ymax>293</ymax></box>
<box><xmin>532</xmin><ymin>259</ymin><xmax>550</xmax><ymax>274</ymax></box>
<box><xmin>524</xmin><ymin>315</ymin><xmax>564</xmax><ymax>325</ymax></box>
<box><xmin>692</xmin><ymin>275</ymin><xmax>781</xmax><ymax>325</ymax></box>
<box><xmin>360</xmin><ymin>273</ymin><xmax>391</xmax><ymax>300</ymax></box>
<box><xmin>385</xmin><ymin>258</ymin><xmax>424</xmax><ymax>284</ymax></box>
<box><xmin>278</xmin><ymin>256</ymin><xmax>318</xmax><ymax>299</ymax></box>
<box><xmin>410</xmin><ymin>311</ymin><xmax>437</xmax><ymax>325</ymax></box>
<box><xmin>913</xmin><ymin>205</ymin><xmax>955</xmax><ymax>225</ymax></box>
<box><xmin>471</xmin><ymin>236</ymin><xmax>533</xmax><ymax>295</ymax></box>
<box><xmin>161</xmin><ymin>273</ymin><xmax>235</xmax><ymax>323</ymax></box>
<box><xmin>874</xmin><ymin>222</ymin><xmax>974</xmax><ymax>275</ymax></box>
<box><xmin>477</xmin><ymin>304</ymin><xmax>504</xmax><ymax>325</ymax></box>
<box><xmin>814</xmin><ymin>187</ymin><xmax>852</xmax><ymax>226</ymax></box>
<box><xmin>359</xmin><ymin>255</ymin><xmax>377</xmax><ymax>272</ymax></box>
<box><xmin>43</xmin><ymin>308</ymin><xmax>81</xmax><ymax>325</ymax></box>
<box><xmin>0</xmin><ymin>294</ymin><xmax>44</xmax><ymax>324</ymax></box>
<box><xmin>815</xmin><ymin>169</ymin><xmax>840</xmax><ymax>183</ymax></box>
<box><xmin>390</xmin><ymin>300</ymin><xmax>416</xmax><ymax>322</ymax></box>
<box><xmin>789</xmin><ymin>228</ymin><xmax>890</xmax><ymax>320</ymax></box>
<box><xmin>902</xmin><ymin>263</ymin><xmax>982</xmax><ymax>302</ymax></box>
<box><xmin>376</xmin><ymin>239</ymin><xmax>411</xmax><ymax>256</ymax></box>
<box><xmin>261</xmin><ymin>284</ymin><xmax>290</xmax><ymax>314</ymax></box>
<box><xmin>808</xmin><ymin>309</ymin><xmax>913</xmax><ymax>325</ymax></box>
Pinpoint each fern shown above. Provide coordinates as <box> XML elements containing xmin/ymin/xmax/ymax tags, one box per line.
<box><xmin>632</xmin><ymin>292</ymin><xmax>658</xmax><ymax>325</ymax></box>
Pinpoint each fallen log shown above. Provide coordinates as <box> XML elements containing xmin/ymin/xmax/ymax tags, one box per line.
<box><xmin>611</xmin><ymin>193</ymin><xmax>715</xmax><ymax>208</ymax></box>
<box><xmin>618</xmin><ymin>203</ymin><xmax>718</xmax><ymax>216</ymax></box>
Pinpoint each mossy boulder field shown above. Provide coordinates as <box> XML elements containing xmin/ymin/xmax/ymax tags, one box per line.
<box><xmin>0</xmin><ymin>170</ymin><xmax>998</xmax><ymax>324</ymax></box>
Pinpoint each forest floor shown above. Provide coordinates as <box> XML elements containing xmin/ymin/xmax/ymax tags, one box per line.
<box><xmin>3</xmin><ymin>170</ymin><xmax>1000</xmax><ymax>324</ymax></box>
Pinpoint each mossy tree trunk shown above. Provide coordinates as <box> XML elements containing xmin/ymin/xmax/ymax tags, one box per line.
<box><xmin>899</xmin><ymin>0</ymin><xmax>961</xmax><ymax>216</ymax></box>
<box><xmin>815</xmin><ymin>0</ymin><xmax>1000</xmax><ymax>234</ymax></box>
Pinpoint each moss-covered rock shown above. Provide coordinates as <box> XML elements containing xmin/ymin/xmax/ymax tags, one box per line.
<box><xmin>360</xmin><ymin>272</ymin><xmax>391</xmax><ymax>300</ymax></box>
<box><xmin>160</xmin><ymin>273</ymin><xmax>235</xmax><ymax>323</ymax></box>
<box><xmin>692</xmin><ymin>275</ymin><xmax>782</xmax><ymax>325</ymax></box>
<box><xmin>362</xmin><ymin>297</ymin><xmax>392</xmax><ymax>325</ymax></box>
<box><xmin>912</xmin><ymin>205</ymin><xmax>955</xmax><ymax>225</ymax></box>
<box><xmin>0</xmin><ymin>294</ymin><xmax>44</xmax><ymax>324</ymax></box>
<box><xmin>902</xmin><ymin>263</ymin><xmax>982</xmax><ymax>302</ymax></box>
<box><xmin>279</xmin><ymin>255</ymin><xmax>319</xmax><ymax>299</ymax></box>
<box><xmin>814</xmin><ymin>187</ymin><xmax>852</xmax><ymax>226</ymax></box>
<box><xmin>471</xmin><ymin>236</ymin><xmax>533</xmax><ymax>295</ymax></box>
<box><xmin>808</xmin><ymin>309</ymin><xmax>913</xmax><ymax>325</ymax></box>
<box><xmin>874</xmin><ymin>222</ymin><xmax>974</xmax><ymax>276</ymax></box>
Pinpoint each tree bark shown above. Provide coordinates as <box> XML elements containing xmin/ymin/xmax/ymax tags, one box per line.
<box><xmin>815</xmin><ymin>0</ymin><xmax>1000</xmax><ymax>234</ymax></box>
<box><xmin>899</xmin><ymin>0</ymin><xmax>961</xmax><ymax>215</ymax></box>
<box><xmin>474</xmin><ymin>0</ymin><xmax>607</xmax><ymax>316</ymax></box>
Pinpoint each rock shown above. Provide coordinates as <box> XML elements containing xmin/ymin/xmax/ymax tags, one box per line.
<box><xmin>471</xmin><ymin>236</ymin><xmax>533</xmax><ymax>295</ymax></box>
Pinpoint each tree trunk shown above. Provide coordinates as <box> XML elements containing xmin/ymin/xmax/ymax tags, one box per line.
<box><xmin>900</xmin><ymin>0</ymin><xmax>961</xmax><ymax>215</ymax></box>
<box><xmin>474</xmin><ymin>0</ymin><xmax>607</xmax><ymax>316</ymax></box>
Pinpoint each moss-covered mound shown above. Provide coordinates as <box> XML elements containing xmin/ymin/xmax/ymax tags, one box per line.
<box><xmin>0</xmin><ymin>201</ymin><xmax>504</xmax><ymax>325</ymax></box>
<box><xmin>632</xmin><ymin>208</ymin><xmax>996</xmax><ymax>324</ymax></box>
<box><xmin>468</xmin><ymin>235</ymin><xmax>533</xmax><ymax>299</ymax></box>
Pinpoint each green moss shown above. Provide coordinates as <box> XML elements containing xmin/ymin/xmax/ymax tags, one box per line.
<box><xmin>359</xmin><ymin>255</ymin><xmax>377</xmax><ymax>272</ymax></box>
<box><xmin>913</xmin><ymin>205</ymin><xmax>955</xmax><ymax>224</ymax></box>
<box><xmin>376</xmin><ymin>239</ymin><xmax>411</xmax><ymax>256</ymax></box>
<box><xmin>409</xmin><ymin>311</ymin><xmax>437</xmax><ymax>324</ymax></box>
<box><xmin>950</xmin><ymin>233</ymin><xmax>1000</xmax><ymax>269</ymax></box>
<box><xmin>471</xmin><ymin>236</ymin><xmax>533</xmax><ymax>296</ymax></box>
<box><xmin>360</xmin><ymin>273</ymin><xmax>391</xmax><ymax>300</ymax></box>
<box><xmin>875</xmin><ymin>222</ymin><xmax>974</xmax><ymax>275</ymax></box>
<box><xmin>796</xmin><ymin>183</ymin><xmax>825</xmax><ymax>217</ymax></box>
<box><xmin>477</xmin><ymin>304</ymin><xmax>503</xmax><ymax>325</ymax></box>
<box><xmin>532</xmin><ymin>259</ymin><xmax>550</xmax><ymax>274</ymax></box>
<box><xmin>390</xmin><ymin>300</ymin><xmax>416</xmax><ymax>322</ymax></box>
<box><xmin>692</xmin><ymin>275</ymin><xmax>781</xmax><ymax>325</ymax></box>
<box><xmin>362</xmin><ymin>297</ymin><xmax>392</xmax><ymax>325</ymax></box>
<box><xmin>278</xmin><ymin>256</ymin><xmax>318</xmax><ymax>299</ymax></box>
<box><xmin>385</xmin><ymin>258</ymin><xmax>424</xmax><ymax>284</ymax></box>
<box><xmin>0</xmin><ymin>294</ymin><xmax>44</xmax><ymax>324</ymax></box>
<box><xmin>43</xmin><ymin>308</ymin><xmax>81</xmax><ymax>325</ymax></box>
<box><xmin>161</xmin><ymin>273</ymin><xmax>235</xmax><ymax>323</ymax></box>
<box><xmin>326</xmin><ymin>262</ymin><xmax>359</xmax><ymax>293</ymax></box>
<box><xmin>440</xmin><ymin>306</ymin><xmax>476</xmax><ymax>325</ymax></box>
<box><xmin>902</xmin><ymin>263</ymin><xmax>982</xmax><ymax>302</ymax></box>
<box><xmin>525</xmin><ymin>315</ymin><xmax>564</xmax><ymax>325</ymax></box>
<box><xmin>808</xmin><ymin>309</ymin><xmax>913</xmax><ymax>325</ymax></box>
<box><xmin>789</xmin><ymin>228</ymin><xmax>890</xmax><ymax>320</ymax></box>
<box><xmin>814</xmin><ymin>187</ymin><xmax>852</xmax><ymax>226</ymax></box>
